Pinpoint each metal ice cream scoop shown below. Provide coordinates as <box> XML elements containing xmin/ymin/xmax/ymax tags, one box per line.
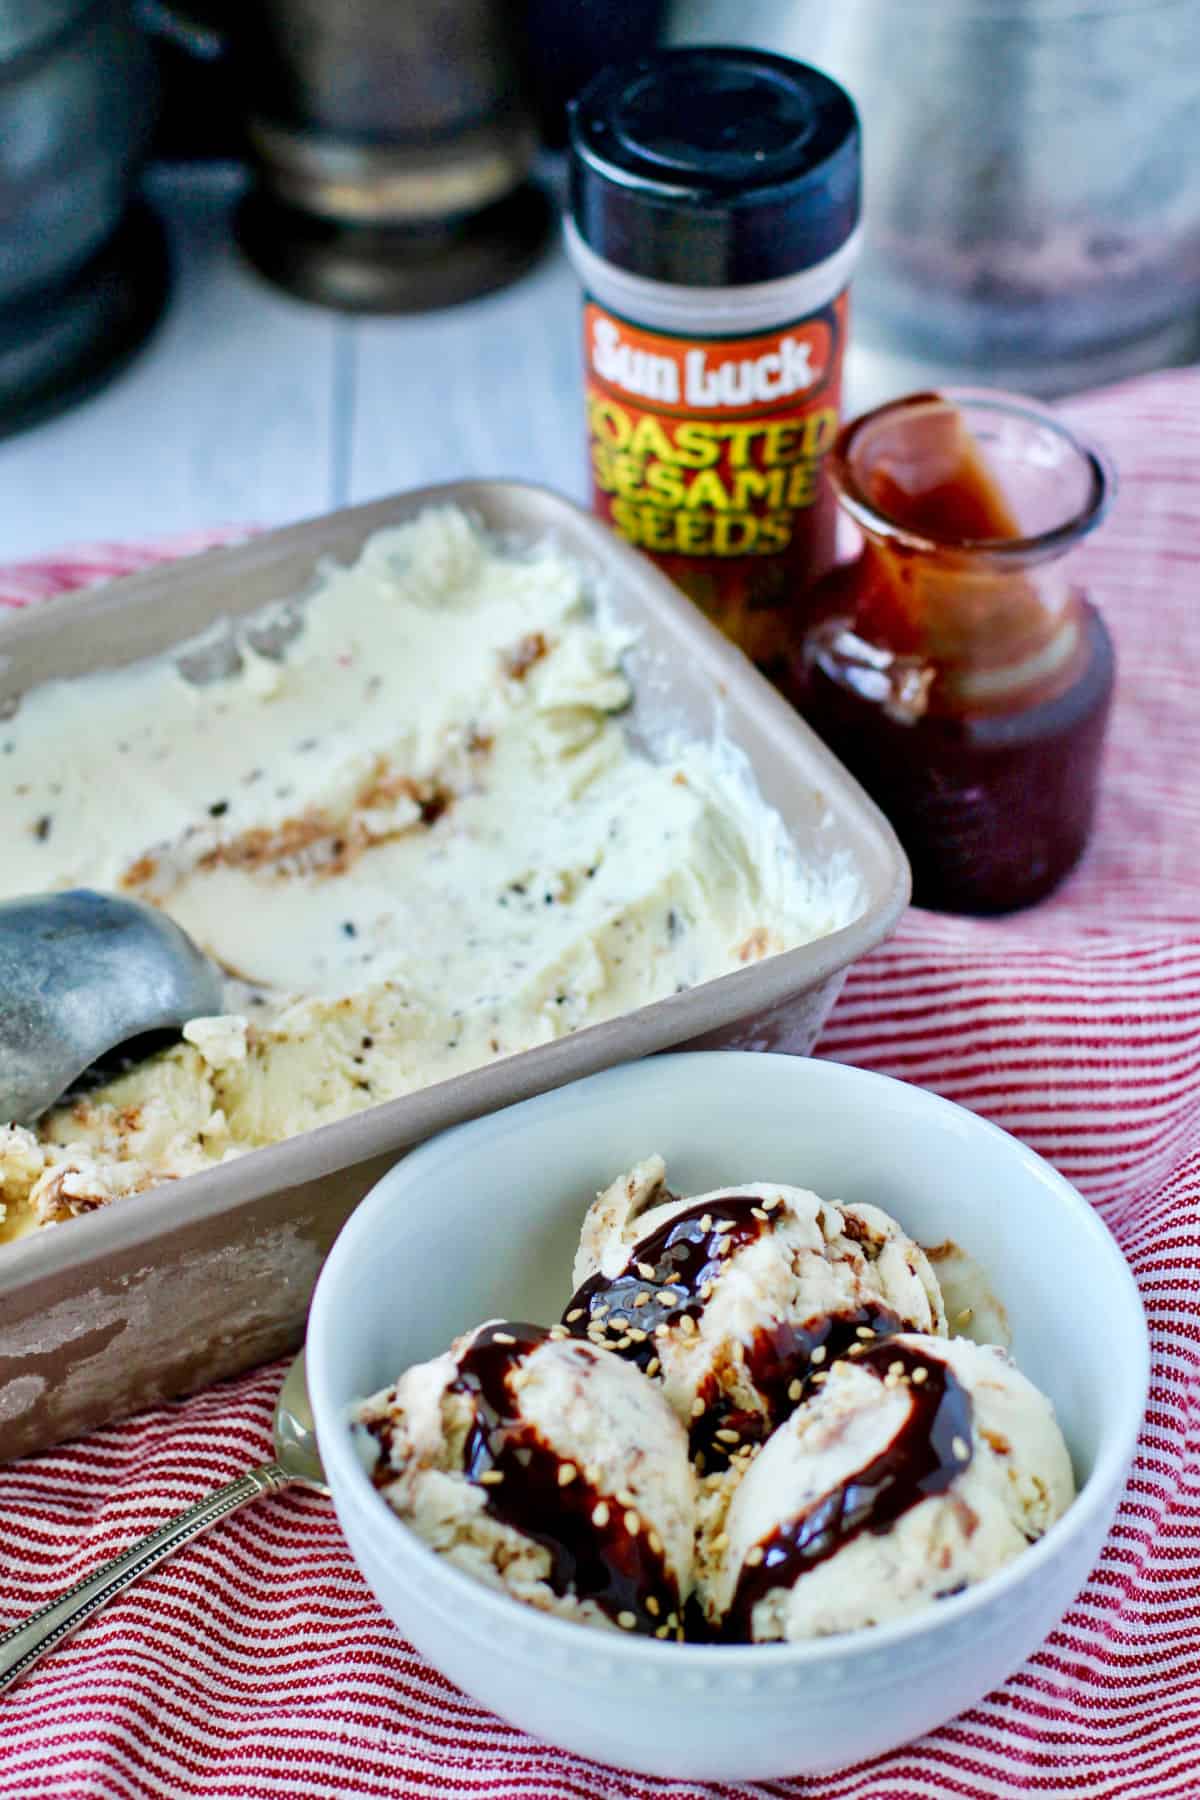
<box><xmin>0</xmin><ymin>889</ymin><xmax>223</xmax><ymax>1125</ymax></box>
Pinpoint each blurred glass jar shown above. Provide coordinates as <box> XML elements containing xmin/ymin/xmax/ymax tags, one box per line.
<box><xmin>790</xmin><ymin>390</ymin><xmax>1115</xmax><ymax>914</ymax></box>
<box><xmin>679</xmin><ymin>0</ymin><xmax>1200</xmax><ymax>393</ymax></box>
<box><xmin>227</xmin><ymin>0</ymin><xmax>551</xmax><ymax>310</ymax></box>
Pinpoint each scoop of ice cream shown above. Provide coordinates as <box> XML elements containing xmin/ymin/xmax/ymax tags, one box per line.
<box><xmin>352</xmin><ymin>1319</ymin><xmax>696</xmax><ymax>1638</ymax></box>
<box><xmin>697</xmin><ymin>1332</ymin><xmax>1075</xmax><ymax>1642</ymax></box>
<box><xmin>563</xmin><ymin>1157</ymin><xmax>947</xmax><ymax>1472</ymax></box>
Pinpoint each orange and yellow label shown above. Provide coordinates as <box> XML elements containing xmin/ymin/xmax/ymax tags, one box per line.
<box><xmin>583</xmin><ymin>293</ymin><xmax>848</xmax><ymax>669</ymax></box>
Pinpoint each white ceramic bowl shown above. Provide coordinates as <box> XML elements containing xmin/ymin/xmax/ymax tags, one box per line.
<box><xmin>307</xmin><ymin>1052</ymin><xmax>1148</xmax><ymax>1781</ymax></box>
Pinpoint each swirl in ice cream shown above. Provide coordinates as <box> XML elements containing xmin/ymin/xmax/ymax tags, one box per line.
<box><xmin>0</xmin><ymin>509</ymin><xmax>860</xmax><ymax>1243</ymax></box>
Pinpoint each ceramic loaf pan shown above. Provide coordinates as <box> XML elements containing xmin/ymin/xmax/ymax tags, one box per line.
<box><xmin>0</xmin><ymin>481</ymin><xmax>909</xmax><ymax>1462</ymax></box>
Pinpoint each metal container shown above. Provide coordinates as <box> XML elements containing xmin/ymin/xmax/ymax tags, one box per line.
<box><xmin>0</xmin><ymin>0</ymin><xmax>157</xmax><ymax>305</ymax></box>
<box><xmin>0</xmin><ymin>481</ymin><xmax>908</xmax><ymax>1463</ymax></box>
<box><xmin>678</xmin><ymin>0</ymin><xmax>1200</xmax><ymax>393</ymax></box>
<box><xmin>0</xmin><ymin>0</ymin><xmax>165</xmax><ymax>435</ymax></box>
<box><xmin>818</xmin><ymin>0</ymin><xmax>1200</xmax><ymax>392</ymax></box>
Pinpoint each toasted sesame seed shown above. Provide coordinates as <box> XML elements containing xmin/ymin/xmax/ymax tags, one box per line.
<box><xmin>626</xmin><ymin>1327</ymin><xmax>647</xmax><ymax>1343</ymax></box>
<box><xmin>637</xmin><ymin>1262</ymin><xmax>656</xmax><ymax>1281</ymax></box>
<box><xmin>856</xmin><ymin>1327</ymin><xmax>875</xmax><ymax>1340</ymax></box>
<box><xmin>592</xmin><ymin>1502</ymin><xmax>610</xmax><ymax>1527</ymax></box>
<box><xmin>700</xmin><ymin>1214</ymin><xmax>713</xmax><ymax>1232</ymax></box>
<box><xmin>646</xmin><ymin>1357</ymin><xmax>661</xmax><ymax>1377</ymax></box>
<box><xmin>884</xmin><ymin>1373</ymin><xmax>900</xmax><ymax>1389</ymax></box>
<box><xmin>715</xmin><ymin>1427</ymin><xmax>740</xmax><ymax>1444</ymax></box>
<box><xmin>680</xmin><ymin>1314</ymin><xmax>698</xmax><ymax>1335</ymax></box>
<box><xmin>676</xmin><ymin>1626</ymin><xmax>686</xmax><ymax>1642</ymax></box>
<box><xmin>744</xmin><ymin>1547</ymin><xmax>765</xmax><ymax>1568</ymax></box>
<box><xmin>649</xmin><ymin>1530</ymin><xmax>664</xmax><ymax>1554</ymax></box>
<box><xmin>691</xmin><ymin>1396</ymin><xmax>706</xmax><ymax>1418</ymax></box>
<box><xmin>633</xmin><ymin>1292</ymin><xmax>651</xmax><ymax>1308</ymax></box>
<box><xmin>660</xmin><ymin>1289</ymin><xmax>678</xmax><ymax>1306</ymax></box>
<box><xmin>616</xmin><ymin>1488</ymin><xmax>636</xmax><ymax>1507</ymax></box>
<box><xmin>752</xmin><ymin>1207</ymin><xmax>768</xmax><ymax>1222</ymax></box>
<box><xmin>565</xmin><ymin>1308</ymin><xmax>584</xmax><ymax>1323</ymax></box>
<box><xmin>700</xmin><ymin>1279</ymin><xmax>715</xmax><ymax>1302</ymax></box>
<box><xmin>492</xmin><ymin>1331</ymin><xmax>516</xmax><ymax>1344</ymax></box>
<box><xmin>666</xmin><ymin>1609</ymin><xmax>678</xmax><ymax>1627</ymax></box>
<box><xmin>953</xmin><ymin>1435</ymin><xmax>971</xmax><ymax>1462</ymax></box>
<box><xmin>646</xmin><ymin>1596</ymin><xmax>661</xmax><ymax>1617</ymax></box>
<box><xmin>594</xmin><ymin>1303</ymin><xmax>609</xmax><ymax>1319</ymax></box>
<box><xmin>558</xmin><ymin>1463</ymin><xmax>578</xmax><ymax>1487</ymax></box>
<box><xmin>607</xmin><ymin>1312</ymin><xmax>627</xmax><ymax>1328</ymax></box>
<box><xmin>957</xmin><ymin>1306</ymin><xmax>974</xmax><ymax>1326</ymax></box>
<box><xmin>655</xmin><ymin>1623</ymin><xmax>670</xmax><ymax>1639</ymax></box>
<box><xmin>479</xmin><ymin>1470</ymin><xmax>504</xmax><ymax>1485</ymax></box>
<box><xmin>624</xmin><ymin>1510</ymin><xmax>641</xmax><ymax>1535</ymax></box>
<box><xmin>714</xmin><ymin>1219</ymin><xmax>735</xmax><ymax>1235</ymax></box>
<box><xmin>617</xmin><ymin>1611</ymin><xmax>637</xmax><ymax>1630</ymax></box>
<box><xmin>787</xmin><ymin>1378</ymin><xmax>803</xmax><ymax>1402</ymax></box>
<box><xmin>810</xmin><ymin>1345</ymin><xmax>826</xmax><ymax>1364</ymax></box>
<box><xmin>655</xmin><ymin>1321</ymin><xmax>672</xmax><ymax>1338</ymax></box>
<box><xmin>717</xmin><ymin>1238</ymin><xmax>734</xmax><ymax>1257</ymax></box>
<box><xmin>889</xmin><ymin>1359</ymin><xmax>905</xmax><ymax>1377</ymax></box>
<box><xmin>548</xmin><ymin>1326</ymin><xmax>568</xmax><ymax>1341</ymax></box>
<box><xmin>693</xmin><ymin>1452</ymin><xmax>706</xmax><ymax>1471</ymax></box>
<box><xmin>912</xmin><ymin>1366</ymin><xmax>929</xmax><ymax>1385</ymax></box>
<box><xmin>710</xmin><ymin>1532</ymin><xmax>729</xmax><ymax>1553</ymax></box>
<box><xmin>614</xmin><ymin>1336</ymin><xmax>633</xmax><ymax>1350</ymax></box>
<box><xmin>763</xmin><ymin>1195</ymin><xmax>782</xmax><ymax>1211</ymax></box>
<box><xmin>811</xmin><ymin>1371</ymin><xmax>827</xmax><ymax>1384</ymax></box>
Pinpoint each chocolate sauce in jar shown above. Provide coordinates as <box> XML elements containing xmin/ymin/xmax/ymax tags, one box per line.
<box><xmin>789</xmin><ymin>390</ymin><xmax>1115</xmax><ymax>915</ymax></box>
<box><xmin>449</xmin><ymin>1322</ymin><xmax>680</xmax><ymax>1637</ymax></box>
<box><xmin>724</xmin><ymin>1340</ymin><xmax>973</xmax><ymax>1640</ymax></box>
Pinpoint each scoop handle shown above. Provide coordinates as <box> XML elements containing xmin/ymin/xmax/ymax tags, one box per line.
<box><xmin>0</xmin><ymin>1462</ymin><xmax>290</xmax><ymax>1695</ymax></box>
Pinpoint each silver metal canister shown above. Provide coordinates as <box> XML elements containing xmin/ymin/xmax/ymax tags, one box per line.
<box><xmin>672</xmin><ymin>0</ymin><xmax>1200</xmax><ymax>393</ymax></box>
<box><xmin>0</xmin><ymin>0</ymin><xmax>165</xmax><ymax>435</ymax></box>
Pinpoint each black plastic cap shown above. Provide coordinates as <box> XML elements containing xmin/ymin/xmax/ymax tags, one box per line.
<box><xmin>568</xmin><ymin>46</ymin><xmax>860</xmax><ymax>288</ymax></box>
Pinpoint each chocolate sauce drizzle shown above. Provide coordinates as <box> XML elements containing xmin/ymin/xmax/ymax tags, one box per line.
<box><xmin>447</xmin><ymin>1321</ymin><xmax>680</xmax><ymax>1637</ymax></box>
<box><xmin>563</xmin><ymin>1197</ymin><xmax>906</xmax><ymax>1468</ymax></box>
<box><xmin>724</xmin><ymin>1339</ymin><xmax>973</xmax><ymax>1640</ymax></box>
<box><xmin>564</xmin><ymin>1195</ymin><xmax>772</xmax><ymax>1377</ymax></box>
<box><xmin>693</xmin><ymin>1304</ymin><xmax>905</xmax><ymax>1469</ymax></box>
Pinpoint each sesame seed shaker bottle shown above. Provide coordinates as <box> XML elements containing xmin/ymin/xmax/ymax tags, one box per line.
<box><xmin>566</xmin><ymin>47</ymin><xmax>862</xmax><ymax>683</ymax></box>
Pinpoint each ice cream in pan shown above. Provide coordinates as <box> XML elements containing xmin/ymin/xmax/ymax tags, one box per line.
<box><xmin>353</xmin><ymin>1162</ymin><xmax>1074</xmax><ymax>1643</ymax></box>
<box><xmin>0</xmin><ymin>507</ymin><xmax>861</xmax><ymax>1245</ymax></box>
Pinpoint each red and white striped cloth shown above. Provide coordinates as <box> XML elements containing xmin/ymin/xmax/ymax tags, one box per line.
<box><xmin>1</xmin><ymin>370</ymin><xmax>1198</xmax><ymax>1800</ymax></box>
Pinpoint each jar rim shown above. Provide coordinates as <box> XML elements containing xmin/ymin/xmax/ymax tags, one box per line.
<box><xmin>831</xmin><ymin>387</ymin><xmax>1112</xmax><ymax>561</ymax></box>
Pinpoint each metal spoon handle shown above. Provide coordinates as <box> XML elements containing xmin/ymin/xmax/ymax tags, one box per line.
<box><xmin>0</xmin><ymin>1462</ymin><xmax>290</xmax><ymax>1695</ymax></box>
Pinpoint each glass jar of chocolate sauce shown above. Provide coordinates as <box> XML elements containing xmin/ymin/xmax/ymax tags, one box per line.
<box><xmin>789</xmin><ymin>390</ymin><xmax>1114</xmax><ymax>914</ymax></box>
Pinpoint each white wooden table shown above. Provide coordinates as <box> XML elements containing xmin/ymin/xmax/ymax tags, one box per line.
<box><xmin>0</xmin><ymin>170</ymin><xmax>590</xmax><ymax>563</ymax></box>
